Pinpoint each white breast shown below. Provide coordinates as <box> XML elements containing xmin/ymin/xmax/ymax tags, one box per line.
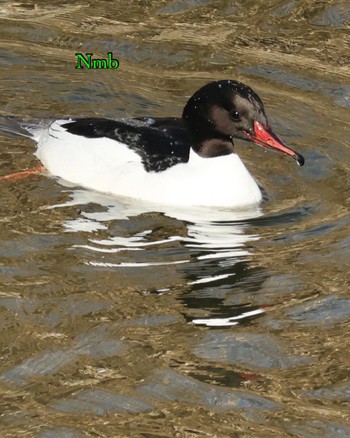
<box><xmin>35</xmin><ymin>120</ymin><xmax>262</xmax><ymax>208</ymax></box>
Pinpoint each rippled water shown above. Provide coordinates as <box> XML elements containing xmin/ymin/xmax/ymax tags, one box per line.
<box><xmin>0</xmin><ymin>1</ymin><xmax>349</xmax><ymax>437</ymax></box>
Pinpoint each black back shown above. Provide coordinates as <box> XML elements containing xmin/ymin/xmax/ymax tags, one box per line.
<box><xmin>62</xmin><ymin>117</ymin><xmax>191</xmax><ymax>172</ymax></box>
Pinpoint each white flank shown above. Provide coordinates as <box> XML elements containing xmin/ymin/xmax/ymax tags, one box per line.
<box><xmin>35</xmin><ymin>120</ymin><xmax>262</xmax><ymax>208</ymax></box>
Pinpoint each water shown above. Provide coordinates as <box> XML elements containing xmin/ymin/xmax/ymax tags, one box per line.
<box><xmin>0</xmin><ymin>1</ymin><xmax>349</xmax><ymax>437</ymax></box>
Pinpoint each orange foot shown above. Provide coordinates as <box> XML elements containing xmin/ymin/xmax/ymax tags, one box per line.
<box><xmin>0</xmin><ymin>164</ymin><xmax>46</xmax><ymax>181</ymax></box>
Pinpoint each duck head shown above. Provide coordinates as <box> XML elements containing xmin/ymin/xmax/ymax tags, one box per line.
<box><xmin>182</xmin><ymin>80</ymin><xmax>304</xmax><ymax>166</ymax></box>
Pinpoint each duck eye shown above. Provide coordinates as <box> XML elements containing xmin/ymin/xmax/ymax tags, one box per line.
<box><xmin>230</xmin><ymin>110</ymin><xmax>240</xmax><ymax>121</ymax></box>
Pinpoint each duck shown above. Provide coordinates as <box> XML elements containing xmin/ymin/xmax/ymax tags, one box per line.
<box><xmin>0</xmin><ymin>80</ymin><xmax>304</xmax><ymax>207</ymax></box>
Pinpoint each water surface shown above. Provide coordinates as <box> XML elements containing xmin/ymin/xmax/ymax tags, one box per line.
<box><xmin>0</xmin><ymin>1</ymin><xmax>349</xmax><ymax>437</ymax></box>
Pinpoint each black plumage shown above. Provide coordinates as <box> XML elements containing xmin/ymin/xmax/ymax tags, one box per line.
<box><xmin>62</xmin><ymin>117</ymin><xmax>191</xmax><ymax>172</ymax></box>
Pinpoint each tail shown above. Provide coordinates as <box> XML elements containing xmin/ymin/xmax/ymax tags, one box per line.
<box><xmin>0</xmin><ymin>116</ymin><xmax>49</xmax><ymax>141</ymax></box>
<box><xmin>0</xmin><ymin>116</ymin><xmax>34</xmax><ymax>138</ymax></box>
<box><xmin>0</xmin><ymin>116</ymin><xmax>48</xmax><ymax>181</ymax></box>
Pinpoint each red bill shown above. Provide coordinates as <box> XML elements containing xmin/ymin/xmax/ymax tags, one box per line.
<box><xmin>244</xmin><ymin>121</ymin><xmax>304</xmax><ymax>166</ymax></box>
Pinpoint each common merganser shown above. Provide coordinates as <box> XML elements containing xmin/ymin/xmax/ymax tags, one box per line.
<box><xmin>0</xmin><ymin>80</ymin><xmax>304</xmax><ymax>207</ymax></box>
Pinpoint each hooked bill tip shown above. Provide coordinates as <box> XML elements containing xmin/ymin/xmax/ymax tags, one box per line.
<box><xmin>295</xmin><ymin>153</ymin><xmax>305</xmax><ymax>167</ymax></box>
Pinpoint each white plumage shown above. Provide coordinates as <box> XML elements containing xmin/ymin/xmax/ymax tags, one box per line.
<box><xmin>35</xmin><ymin>120</ymin><xmax>262</xmax><ymax>207</ymax></box>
